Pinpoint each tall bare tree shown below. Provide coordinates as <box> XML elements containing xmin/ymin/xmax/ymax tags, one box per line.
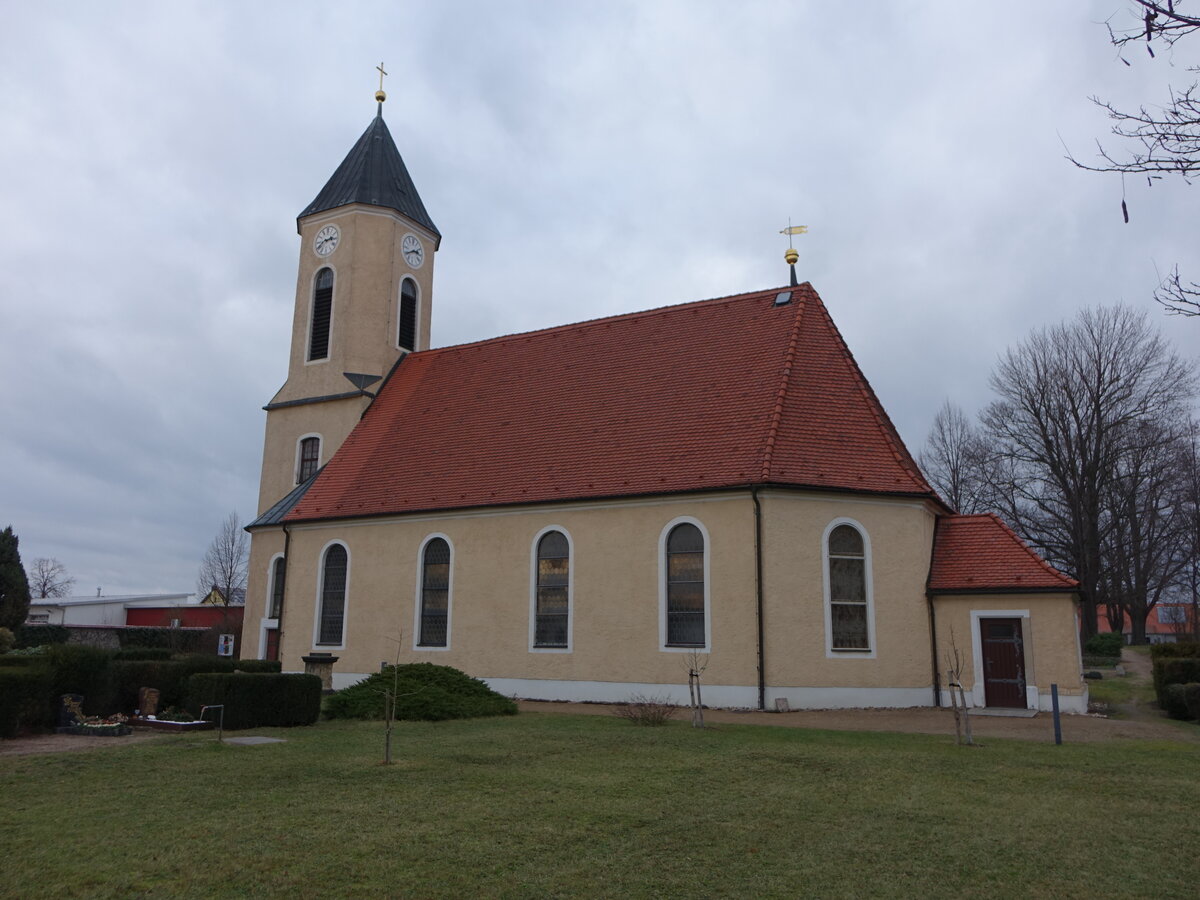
<box><xmin>196</xmin><ymin>512</ymin><xmax>249</xmax><ymax>606</ymax></box>
<box><xmin>919</xmin><ymin>400</ymin><xmax>990</xmax><ymax>514</ymax></box>
<box><xmin>1071</xmin><ymin>1</ymin><xmax>1200</xmax><ymax>316</ymax></box>
<box><xmin>27</xmin><ymin>557</ymin><xmax>75</xmax><ymax>599</ymax></box>
<box><xmin>980</xmin><ymin>306</ymin><xmax>1196</xmax><ymax>637</ymax></box>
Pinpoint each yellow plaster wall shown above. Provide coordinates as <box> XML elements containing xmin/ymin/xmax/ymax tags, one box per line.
<box><xmin>932</xmin><ymin>592</ymin><xmax>1084</xmax><ymax>698</ymax></box>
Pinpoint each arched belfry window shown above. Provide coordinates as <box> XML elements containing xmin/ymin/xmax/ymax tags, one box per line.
<box><xmin>418</xmin><ymin>538</ymin><xmax>450</xmax><ymax>647</ymax></box>
<box><xmin>317</xmin><ymin>543</ymin><xmax>348</xmax><ymax>645</ymax></box>
<box><xmin>297</xmin><ymin>436</ymin><xmax>320</xmax><ymax>484</ymax></box>
<box><xmin>308</xmin><ymin>268</ymin><xmax>334</xmax><ymax>361</ymax></box>
<box><xmin>827</xmin><ymin>523</ymin><xmax>870</xmax><ymax>651</ymax></box>
<box><xmin>665</xmin><ymin>522</ymin><xmax>705</xmax><ymax>648</ymax></box>
<box><xmin>398</xmin><ymin>278</ymin><xmax>418</xmax><ymax>351</ymax></box>
<box><xmin>534</xmin><ymin>531</ymin><xmax>570</xmax><ymax>648</ymax></box>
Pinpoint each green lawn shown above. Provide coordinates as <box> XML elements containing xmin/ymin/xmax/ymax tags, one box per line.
<box><xmin>2</xmin><ymin>714</ymin><xmax>1198</xmax><ymax>898</ymax></box>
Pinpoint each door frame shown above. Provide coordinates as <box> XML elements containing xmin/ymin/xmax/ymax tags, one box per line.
<box><xmin>969</xmin><ymin>609</ymin><xmax>1032</xmax><ymax>709</ymax></box>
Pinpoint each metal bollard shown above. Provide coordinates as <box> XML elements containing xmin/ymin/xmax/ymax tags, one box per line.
<box><xmin>1050</xmin><ymin>684</ymin><xmax>1062</xmax><ymax>745</ymax></box>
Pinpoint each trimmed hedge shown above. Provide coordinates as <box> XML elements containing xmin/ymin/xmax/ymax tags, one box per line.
<box><xmin>324</xmin><ymin>663</ymin><xmax>518</xmax><ymax>722</ymax></box>
<box><xmin>1151</xmin><ymin>642</ymin><xmax>1200</xmax><ymax>659</ymax></box>
<box><xmin>1162</xmin><ymin>684</ymin><xmax>1193</xmax><ymax>720</ymax></box>
<box><xmin>0</xmin><ymin>668</ymin><xmax>51</xmax><ymax>737</ymax></box>
<box><xmin>233</xmin><ymin>659</ymin><xmax>282</xmax><ymax>673</ymax></box>
<box><xmin>112</xmin><ymin>656</ymin><xmax>237</xmax><ymax>712</ymax></box>
<box><xmin>15</xmin><ymin>624</ymin><xmax>68</xmax><ymax>649</ymax></box>
<box><xmin>43</xmin><ymin>645</ymin><xmax>115</xmax><ymax>716</ymax></box>
<box><xmin>1186</xmin><ymin>683</ymin><xmax>1200</xmax><ymax>721</ymax></box>
<box><xmin>118</xmin><ymin>627</ymin><xmax>205</xmax><ymax>653</ymax></box>
<box><xmin>1083</xmin><ymin>633</ymin><xmax>1124</xmax><ymax>658</ymax></box>
<box><xmin>113</xmin><ymin>647</ymin><xmax>173</xmax><ymax>661</ymax></box>
<box><xmin>0</xmin><ymin>655</ymin><xmax>43</xmax><ymax>668</ymax></box>
<box><xmin>186</xmin><ymin>673</ymin><xmax>322</xmax><ymax>729</ymax></box>
<box><xmin>1152</xmin><ymin>657</ymin><xmax>1200</xmax><ymax>707</ymax></box>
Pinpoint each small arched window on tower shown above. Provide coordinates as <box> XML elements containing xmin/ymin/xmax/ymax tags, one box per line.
<box><xmin>398</xmin><ymin>278</ymin><xmax>418</xmax><ymax>350</ymax></box>
<box><xmin>297</xmin><ymin>436</ymin><xmax>320</xmax><ymax>484</ymax></box>
<box><xmin>308</xmin><ymin>268</ymin><xmax>334</xmax><ymax>361</ymax></box>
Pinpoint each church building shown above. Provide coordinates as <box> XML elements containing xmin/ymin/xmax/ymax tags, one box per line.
<box><xmin>243</xmin><ymin>94</ymin><xmax>1087</xmax><ymax>713</ymax></box>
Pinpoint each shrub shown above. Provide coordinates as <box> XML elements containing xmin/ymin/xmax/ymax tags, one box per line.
<box><xmin>186</xmin><ymin>673</ymin><xmax>322</xmax><ymax>729</ymax></box>
<box><xmin>15</xmin><ymin>624</ymin><xmax>68</xmax><ymax>649</ymax></box>
<box><xmin>0</xmin><ymin>626</ymin><xmax>14</xmax><ymax>654</ymax></box>
<box><xmin>1150</xmin><ymin>642</ymin><xmax>1200</xmax><ymax>660</ymax></box>
<box><xmin>111</xmin><ymin>655</ymin><xmax>237</xmax><ymax>713</ymax></box>
<box><xmin>1152</xmin><ymin>658</ymin><xmax>1200</xmax><ymax>707</ymax></box>
<box><xmin>233</xmin><ymin>659</ymin><xmax>282</xmax><ymax>674</ymax></box>
<box><xmin>0</xmin><ymin>668</ymin><xmax>50</xmax><ymax>738</ymax></box>
<box><xmin>1083</xmin><ymin>633</ymin><xmax>1124</xmax><ymax>658</ymax></box>
<box><xmin>0</xmin><ymin>654</ymin><xmax>42</xmax><ymax>668</ymax></box>
<box><xmin>118</xmin><ymin>627</ymin><xmax>205</xmax><ymax>653</ymax></box>
<box><xmin>43</xmin><ymin>645</ymin><xmax>115</xmax><ymax>716</ymax></box>
<box><xmin>323</xmin><ymin>663</ymin><xmax>518</xmax><ymax>722</ymax></box>
<box><xmin>1162</xmin><ymin>684</ymin><xmax>1192</xmax><ymax>720</ymax></box>
<box><xmin>613</xmin><ymin>694</ymin><xmax>679</xmax><ymax>726</ymax></box>
<box><xmin>1185</xmin><ymin>683</ymin><xmax>1200</xmax><ymax>722</ymax></box>
<box><xmin>113</xmin><ymin>647</ymin><xmax>173</xmax><ymax>661</ymax></box>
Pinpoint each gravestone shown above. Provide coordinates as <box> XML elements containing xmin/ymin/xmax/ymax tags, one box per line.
<box><xmin>58</xmin><ymin>694</ymin><xmax>84</xmax><ymax>729</ymax></box>
<box><xmin>138</xmin><ymin>686</ymin><xmax>161</xmax><ymax>717</ymax></box>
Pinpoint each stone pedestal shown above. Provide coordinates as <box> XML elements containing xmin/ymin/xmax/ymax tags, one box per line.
<box><xmin>301</xmin><ymin>653</ymin><xmax>339</xmax><ymax>692</ymax></box>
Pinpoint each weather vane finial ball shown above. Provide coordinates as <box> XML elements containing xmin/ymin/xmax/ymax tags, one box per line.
<box><xmin>375</xmin><ymin>62</ymin><xmax>388</xmax><ymax>104</ymax></box>
<box><xmin>785</xmin><ymin>247</ymin><xmax>799</xmax><ymax>265</ymax></box>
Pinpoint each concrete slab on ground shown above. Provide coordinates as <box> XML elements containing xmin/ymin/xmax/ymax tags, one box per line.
<box><xmin>224</xmin><ymin>737</ymin><xmax>286</xmax><ymax>746</ymax></box>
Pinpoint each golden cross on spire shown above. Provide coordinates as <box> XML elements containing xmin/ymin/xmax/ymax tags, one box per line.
<box><xmin>375</xmin><ymin>62</ymin><xmax>388</xmax><ymax>103</ymax></box>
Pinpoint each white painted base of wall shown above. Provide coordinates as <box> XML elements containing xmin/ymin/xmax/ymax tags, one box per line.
<box><xmin>936</xmin><ymin>685</ymin><xmax>1089</xmax><ymax>715</ymax></box>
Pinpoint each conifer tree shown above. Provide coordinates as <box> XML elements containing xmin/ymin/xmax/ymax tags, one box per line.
<box><xmin>0</xmin><ymin>526</ymin><xmax>32</xmax><ymax>630</ymax></box>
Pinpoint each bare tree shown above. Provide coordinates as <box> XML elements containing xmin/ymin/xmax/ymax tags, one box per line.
<box><xmin>980</xmin><ymin>306</ymin><xmax>1196</xmax><ymax>637</ymax></box>
<box><xmin>1069</xmin><ymin>2</ymin><xmax>1200</xmax><ymax>316</ymax></box>
<box><xmin>919</xmin><ymin>400</ymin><xmax>990</xmax><ymax>514</ymax></box>
<box><xmin>27</xmin><ymin>557</ymin><xmax>75</xmax><ymax>599</ymax></box>
<box><xmin>196</xmin><ymin>512</ymin><xmax>249</xmax><ymax>606</ymax></box>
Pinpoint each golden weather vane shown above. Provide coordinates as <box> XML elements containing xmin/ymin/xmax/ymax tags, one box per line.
<box><xmin>375</xmin><ymin>62</ymin><xmax>388</xmax><ymax>103</ymax></box>
<box><xmin>779</xmin><ymin>219</ymin><xmax>808</xmax><ymax>286</ymax></box>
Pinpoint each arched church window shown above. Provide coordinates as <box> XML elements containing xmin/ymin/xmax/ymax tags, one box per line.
<box><xmin>827</xmin><ymin>523</ymin><xmax>870</xmax><ymax>651</ymax></box>
<box><xmin>269</xmin><ymin>556</ymin><xmax>286</xmax><ymax>619</ymax></box>
<box><xmin>308</xmin><ymin>268</ymin><xmax>334</xmax><ymax>361</ymax></box>
<box><xmin>317</xmin><ymin>543</ymin><xmax>348</xmax><ymax>645</ymax></box>
<box><xmin>665</xmin><ymin>522</ymin><xmax>705</xmax><ymax>647</ymax></box>
<box><xmin>398</xmin><ymin>278</ymin><xmax>418</xmax><ymax>350</ymax></box>
<box><xmin>297</xmin><ymin>436</ymin><xmax>320</xmax><ymax>484</ymax></box>
<box><xmin>534</xmin><ymin>530</ymin><xmax>570</xmax><ymax>648</ymax></box>
<box><xmin>418</xmin><ymin>538</ymin><xmax>450</xmax><ymax>647</ymax></box>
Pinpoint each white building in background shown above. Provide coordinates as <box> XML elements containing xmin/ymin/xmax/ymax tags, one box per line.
<box><xmin>26</xmin><ymin>593</ymin><xmax>196</xmax><ymax>627</ymax></box>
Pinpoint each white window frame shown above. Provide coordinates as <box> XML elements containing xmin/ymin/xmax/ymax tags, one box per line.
<box><xmin>658</xmin><ymin>516</ymin><xmax>712</xmax><ymax>653</ymax></box>
<box><xmin>294</xmin><ymin>433</ymin><xmax>323</xmax><ymax>485</ymax></box>
<box><xmin>412</xmin><ymin>533</ymin><xmax>454</xmax><ymax>652</ymax></box>
<box><xmin>528</xmin><ymin>525</ymin><xmax>574</xmax><ymax>653</ymax></box>
<box><xmin>312</xmin><ymin>539</ymin><xmax>350</xmax><ymax>650</ymax></box>
<box><xmin>822</xmin><ymin>517</ymin><xmax>876</xmax><ymax>659</ymax></box>
<box><xmin>396</xmin><ymin>275</ymin><xmax>422</xmax><ymax>351</ymax></box>
<box><xmin>259</xmin><ymin>552</ymin><xmax>285</xmax><ymax>659</ymax></box>
<box><xmin>305</xmin><ymin>264</ymin><xmax>336</xmax><ymax>365</ymax></box>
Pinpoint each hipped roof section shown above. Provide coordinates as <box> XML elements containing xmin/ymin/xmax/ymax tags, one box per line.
<box><xmin>285</xmin><ymin>284</ymin><xmax>938</xmax><ymax>523</ymax></box>
<box><xmin>929</xmin><ymin>513</ymin><xmax>1078</xmax><ymax>593</ymax></box>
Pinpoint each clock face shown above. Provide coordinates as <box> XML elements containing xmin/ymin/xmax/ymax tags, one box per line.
<box><xmin>402</xmin><ymin>233</ymin><xmax>424</xmax><ymax>269</ymax></box>
<box><xmin>314</xmin><ymin>224</ymin><xmax>340</xmax><ymax>257</ymax></box>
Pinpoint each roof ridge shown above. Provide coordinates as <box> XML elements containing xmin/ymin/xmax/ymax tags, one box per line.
<box><xmin>810</xmin><ymin>297</ymin><xmax>934</xmax><ymax>494</ymax></box>
<box><xmin>419</xmin><ymin>284</ymin><xmax>811</xmax><ymax>358</ymax></box>
<box><xmin>760</xmin><ymin>292</ymin><xmax>808</xmax><ymax>480</ymax></box>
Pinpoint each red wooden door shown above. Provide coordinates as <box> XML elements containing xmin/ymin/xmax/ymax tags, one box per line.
<box><xmin>265</xmin><ymin>628</ymin><xmax>280</xmax><ymax>662</ymax></box>
<box><xmin>980</xmin><ymin>618</ymin><xmax>1026</xmax><ymax>708</ymax></box>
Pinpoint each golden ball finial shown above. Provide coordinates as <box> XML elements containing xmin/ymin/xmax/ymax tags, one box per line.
<box><xmin>785</xmin><ymin>247</ymin><xmax>799</xmax><ymax>265</ymax></box>
<box><xmin>375</xmin><ymin>89</ymin><xmax>387</xmax><ymax>102</ymax></box>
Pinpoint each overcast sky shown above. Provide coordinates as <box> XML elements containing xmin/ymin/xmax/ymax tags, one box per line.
<box><xmin>1</xmin><ymin>2</ymin><xmax>1195</xmax><ymax>596</ymax></box>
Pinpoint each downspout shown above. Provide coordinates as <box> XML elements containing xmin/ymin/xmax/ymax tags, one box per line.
<box><xmin>278</xmin><ymin>522</ymin><xmax>292</xmax><ymax>662</ymax></box>
<box><xmin>753</xmin><ymin>487</ymin><xmax>766</xmax><ymax>711</ymax></box>
<box><xmin>925</xmin><ymin>516</ymin><xmax>942</xmax><ymax>708</ymax></box>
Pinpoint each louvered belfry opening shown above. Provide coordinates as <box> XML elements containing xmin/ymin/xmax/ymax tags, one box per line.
<box><xmin>535</xmin><ymin>531</ymin><xmax>569</xmax><ymax>647</ymax></box>
<box><xmin>419</xmin><ymin>538</ymin><xmax>450</xmax><ymax>646</ymax></box>
<box><xmin>666</xmin><ymin>523</ymin><xmax>705</xmax><ymax>647</ymax></box>
<box><xmin>318</xmin><ymin>544</ymin><xmax>347</xmax><ymax>645</ymax></box>
<box><xmin>398</xmin><ymin>278</ymin><xmax>417</xmax><ymax>350</ymax></box>
<box><xmin>308</xmin><ymin>267</ymin><xmax>334</xmax><ymax>361</ymax></box>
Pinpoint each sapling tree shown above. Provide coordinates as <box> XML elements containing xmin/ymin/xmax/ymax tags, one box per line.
<box><xmin>684</xmin><ymin>650</ymin><xmax>708</xmax><ymax>728</ymax></box>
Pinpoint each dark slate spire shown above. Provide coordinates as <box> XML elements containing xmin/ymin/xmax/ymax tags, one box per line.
<box><xmin>300</xmin><ymin>112</ymin><xmax>440</xmax><ymax>241</ymax></box>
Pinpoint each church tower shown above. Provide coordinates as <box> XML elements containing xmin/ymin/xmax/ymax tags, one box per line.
<box><xmin>256</xmin><ymin>93</ymin><xmax>440</xmax><ymax>513</ymax></box>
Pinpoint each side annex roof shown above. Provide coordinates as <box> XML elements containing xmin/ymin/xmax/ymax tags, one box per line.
<box><xmin>928</xmin><ymin>513</ymin><xmax>1078</xmax><ymax>593</ymax></box>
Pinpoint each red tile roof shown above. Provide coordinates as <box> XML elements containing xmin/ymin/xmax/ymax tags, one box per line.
<box><xmin>928</xmin><ymin>514</ymin><xmax>1078</xmax><ymax>593</ymax></box>
<box><xmin>285</xmin><ymin>284</ymin><xmax>938</xmax><ymax>523</ymax></box>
